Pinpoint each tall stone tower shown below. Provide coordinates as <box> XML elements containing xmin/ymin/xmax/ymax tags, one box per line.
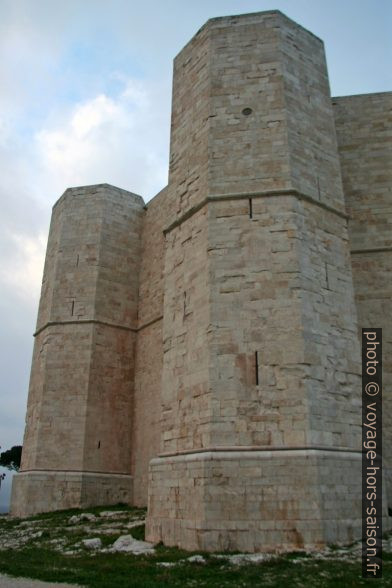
<box><xmin>11</xmin><ymin>185</ymin><xmax>144</xmax><ymax>515</ymax></box>
<box><xmin>333</xmin><ymin>93</ymin><xmax>392</xmax><ymax>505</ymax></box>
<box><xmin>11</xmin><ymin>10</ymin><xmax>391</xmax><ymax>552</ymax></box>
<box><xmin>145</xmin><ymin>11</ymin><xmax>363</xmax><ymax>551</ymax></box>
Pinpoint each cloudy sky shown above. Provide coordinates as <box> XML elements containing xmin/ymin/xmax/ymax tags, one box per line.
<box><xmin>0</xmin><ymin>0</ymin><xmax>390</xmax><ymax>510</ymax></box>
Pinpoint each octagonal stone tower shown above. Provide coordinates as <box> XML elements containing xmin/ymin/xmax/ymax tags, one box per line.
<box><xmin>11</xmin><ymin>184</ymin><xmax>144</xmax><ymax>516</ymax></box>
<box><xmin>145</xmin><ymin>11</ymin><xmax>364</xmax><ymax>551</ymax></box>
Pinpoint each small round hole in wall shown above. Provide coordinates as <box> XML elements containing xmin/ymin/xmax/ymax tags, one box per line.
<box><xmin>242</xmin><ymin>107</ymin><xmax>253</xmax><ymax>116</ymax></box>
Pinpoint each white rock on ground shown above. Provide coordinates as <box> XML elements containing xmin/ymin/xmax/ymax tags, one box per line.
<box><xmin>69</xmin><ymin>513</ymin><xmax>96</xmax><ymax>524</ymax></box>
<box><xmin>187</xmin><ymin>555</ymin><xmax>206</xmax><ymax>564</ymax></box>
<box><xmin>110</xmin><ymin>535</ymin><xmax>155</xmax><ymax>554</ymax></box>
<box><xmin>157</xmin><ymin>553</ymin><xmax>269</xmax><ymax>567</ymax></box>
<box><xmin>125</xmin><ymin>520</ymin><xmax>146</xmax><ymax>529</ymax></box>
<box><xmin>89</xmin><ymin>528</ymin><xmax>122</xmax><ymax>535</ymax></box>
<box><xmin>213</xmin><ymin>553</ymin><xmax>276</xmax><ymax>565</ymax></box>
<box><xmin>99</xmin><ymin>511</ymin><xmax>127</xmax><ymax>518</ymax></box>
<box><xmin>81</xmin><ymin>538</ymin><xmax>102</xmax><ymax>550</ymax></box>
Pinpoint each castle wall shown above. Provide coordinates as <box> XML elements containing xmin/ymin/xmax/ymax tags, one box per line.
<box><xmin>132</xmin><ymin>187</ymin><xmax>172</xmax><ymax>506</ymax></box>
<box><xmin>205</xmin><ymin>13</ymin><xmax>360</xmax><ymax>450</ymax></box>
<box><xmin>146</xmin><ymin>11</ymin><xmax>365</xmax><ymax>552</ymax></box>
<box><xmin>208</xmin><ymin>12</ymin><xmax>291</xmax><ymax>195</ymax></box>
<box><xmin>147</xmin><ymin>449</ymin><xmax>362</xmax><ymax>551</ymax></box>
<box><xmin>10</xmin><ymin>9</ymin><xmax>391</xmax><ymax>552</ymax></box>
<box><xmin>11</xmin><ymin>185</ymin><xmax>144</xmax><ymax>516</ymax></box>
<box><xmin>333</xmin><ymin>92</ymin><xmax>392</xmax><ymax>503</ymax></box>
<box><xmin>160</xmin><ymin>205</ymin><xmax>211</xmax><ymax>453</ymax></box>
<box><xmin>132</xmin><ymin>319</ymin><xmax>162</xmax><ymax>506</ymax></box>
<box><xmin>167</xmin><ymin>24</ymin><xmax>210</xmax><ymax>221</ymax></box>
<box><xmin>281</xmin><ymin>18</ymin><xmax>345</xmax><ymax>209</ymax></box>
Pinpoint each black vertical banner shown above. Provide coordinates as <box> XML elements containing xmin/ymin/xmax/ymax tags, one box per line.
<box><xmin>362</xmin><ymin>329</ymin><xmax>382</xmax><ymax>578</ymax></box>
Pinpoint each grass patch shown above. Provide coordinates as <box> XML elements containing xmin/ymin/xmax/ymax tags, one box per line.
<box><xmin>129</xmin><ymin>524</ymin><xmax>145</xmax><ymax>541</ymax></box>
<box><xmin>0</xmin><ymin>547</ymin><xmax>389</xmax><ymax>587</ymax></box>
<box><xmin>0</xmin><ymin>506</ymin><xmax>391</xmax><ymax>587</ymax></box>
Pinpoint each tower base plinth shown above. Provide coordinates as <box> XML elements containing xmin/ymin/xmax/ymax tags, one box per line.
<box><xmin>146</xmin><ymin>449</ymin><xmax>367</xmax><ymax>552</ymax></box>
<box><xmin>10</xmin><ymin>471</ymin><xmax>133</xmax><ymax>518</ymax></box>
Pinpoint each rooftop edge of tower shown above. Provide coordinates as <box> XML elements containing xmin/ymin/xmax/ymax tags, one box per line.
<box><xmin>52</xmin><ymin>183</ymin><xmax>145</xmax><ymax>210</ymax></box>
<box><xmin>174</xmin><ymin>9</ymin><xmax>324</xmax><ymax>62</ymax></box>
<box><xmin>332</xmin><ymin>90</ymin><xmax>392</xmax><ymax>101</ymax></box>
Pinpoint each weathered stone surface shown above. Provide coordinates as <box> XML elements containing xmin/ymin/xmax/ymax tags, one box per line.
<box><xmin>110</xmin><ymin>535</ymin><xmax>155</xmax><ymax>554</ymax></box>
<box><xmin>10</xmin><ymin>10</ymin><xmax>392</xmax><ymax>554</ymax></box>
<box><xmin>82</xmin><ymin>538</ymin><xmax>102</xmax><ymax>550</ymax></box>
<box><xmin>69</xmin><ymin>514</ymin><xmax>96</xmax><ymax>524</ymax></box>
<box><xmin>333</xmin><ymin>92</ymin><xmax>392</xmax><ymax>505</ymax></box>
<box><xmin>11</xmin><ymin>184</ymin><xmax>143</xmax><ymax>516</ymax></box>
<box><xmin>11</xmin><ymin>471</ymin><xmax>133</xmax><ymax>518</ymax></box>
<box><xmin>146</xmin><ymin>10</ymin><xmax>371</xmax><ymax>552</ymax></box>
<box><xmin>146</xmin><ymin>449</ymin><xmax>366</xmax><ymax>552</ymax></box>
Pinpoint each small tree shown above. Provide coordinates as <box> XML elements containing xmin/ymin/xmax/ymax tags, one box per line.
<box><xmin>0</xmin><ymin>445</ymin><xmax>22</xmax><ymax>471</ymax></box>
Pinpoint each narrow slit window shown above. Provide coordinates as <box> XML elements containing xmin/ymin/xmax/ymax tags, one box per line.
<box><xmin>249</xmin><ymin>198</ymin><xmax>253</xmax><ymax>219</ymax></box>
<box><xmin>255</xmin><ymin>351</ymin><xmax>259</xmax><ymax>385</ymax></box>
<box><xmin>71</xmin><ymin>300</ymin><xmax>75</xmax><ymax>316</ymax></box>
<box><xmin>325</xmin><ymin>263</ymin><xmax>329</xmax><ymax>289</ymax></box>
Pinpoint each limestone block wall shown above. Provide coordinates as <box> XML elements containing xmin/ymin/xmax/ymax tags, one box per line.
<box><xmin>280</xmin><ymin>18</ymin><xmax>345</xmax><ymax>210</ymax></box>
<box><xmin>147</xmin><ymin>450</ymin><xmax>362</xmax><ymax>552</ymax></box>
<box><xmin>11</xmin><ymin>184</ymin><xmax>145</xmax><ymax>516</ymax></box>
<box><xmin>160</xmin><ymin>205</ymin><xmax>210</xmax><ymax>454</ymax></box>
<box><xmin>333</xmin><ymin>92</ymin><xmax>392</xmax><ymax>502</ymax></box>
<box><xmin>132</xmin><ymin>318</ymin><xmax>162</xmax><ymax>506</ymax></box>
<box><xmin>208</xmin><ymin>12</ymin><xmax>291</xmax><ymax>195</ymax></box>
<box><xmin>294</xmin><ymin>200</ymin><xmax>360</xmax><ymax>448</ymax></box>
<box><xmin>132</xmin><ymin>187</ymin><xmax>173</xmax><ymax>506</ymax></box>
<box><xmin>168</xmin><ymin>24</ymin><xmax>210</xmax><ymax>222</ymax></box>
<box><xmin>10</xmin><ymin>8</ymin><xmax>391</xmax><ymax>552</ymax></box>
<box><xmin>146</xmin><ymin>10</ymin><xmax>364</xmax><ymax>552</ymax></box>
<box><xmin>206</xmin><ymin>195</ymin><xmax>360</xmax><ymax>450</ymax></box>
